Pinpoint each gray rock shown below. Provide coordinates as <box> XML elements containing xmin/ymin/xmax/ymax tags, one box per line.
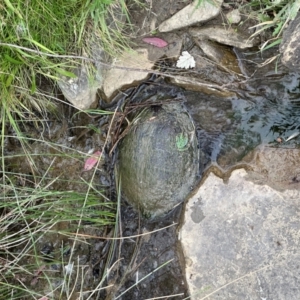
<box><xmin>101</xmin><ymin>48</ymin><xmax>154</xmax><ymax>101</ymax></box>
<box><xmin>169</xmin><ymin>46</ymin><xmax>236</xmax><ymax>97</ymax></box>
<box><xmin>145</xmin><ymin>33</ymin><xmax>183</xmax><ymax>62</ymax></box>
<box><xmin>280</xmin><ymin>12</ymin><xmax>300</xmax><ymax>71</ymax></box>
<box><xmin>58</xmin><ymin>21</ymin><xmax>110</xmax><ymax>110</ymax></box>
<box><xmin>58</xmin><ymin>64</ymin><xmax>100</xmax><ymax>110</ymax></box>
<box><xmin>193</xmin><ymin>39</ymin><xmax>242</xmax><ymax>74</ymax></box>
<box><xmin>180</xmin><ymin>168</ymin><xmax>300</xmax><ymax>299</ymax></box>
<box><xmin>117</xmin><ymin>103</ymin><xmax>199</xmax><ymax>218</ymax></box>
<box><xmin>59</xmin><ymin>1</ymin><xmax>127</xmax><ymax>109</ymax></box>
<box><xmin>189</xmin><ymin>26</ymin><xmax>256</xmax><ymax>49</ymax></box>
<box><xmin>226</xmin><ymin>9</ymin><xmax>241</xmax><ymax>24</ymax></box>
<box><xmin>158</xmin><ymin>0</ymin><xmax>222</xmax><ymax>33</ymax></box>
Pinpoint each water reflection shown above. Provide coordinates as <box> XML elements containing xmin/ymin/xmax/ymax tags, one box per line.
<box><xmin>185</xmin><ymin>72</ymin><xmax>300</xmax><ymax>169</ymax></box>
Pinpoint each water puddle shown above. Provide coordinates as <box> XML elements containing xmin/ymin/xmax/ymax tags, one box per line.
<box><xmin>185</xmin><ymin>71</ymin><xmax>300</xmax><ymax>172</ymax></box>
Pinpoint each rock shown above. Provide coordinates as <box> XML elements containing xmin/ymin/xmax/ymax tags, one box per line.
<box><xmin>169</xmin><ymin>75</ymin><xmax>235</xmax><ymax>98</ymax></box>
<box><xmin>158</xmin><ymin>0</ymin><xmax>223</xmax><ymax>33</ymax></box>
<box><xmin>169</xmin><ymin>47</ymin><xmax>236</xmax><ymax>97</ymax></box>
<box><xmin>226</xmin><ymin>9</ymin><xmax>241</xmax><ymax>24</ymax></box>
<box><xmin>59</xmin><ymin>1</ymin><xmax>128</xmax><ymax>109</ymax></box>
<box><xmin>117</xmin><ymin>103</ymin><xmax>199</xmax><ymax>218</ymax></box>
<box><xmin>189</xmin><ymin>26</ymin><xmax>256</xmax><ymax>49</ymax></box>
<box><xmin>101</xmin><ymin>48</ymin><xmax>154</xmax><ymax>101</ymax></box>
<box><xmin>58</xmin><ymin>64</ymin><xmax>101</xmax><ymax>110</ymax></box>
<box><xmin>247</xmin><ymin>147</ymin><xmax>300</xmax><ymax>191</ymax></box>
<box><xmin>280</xmin><ymin>12</ymin><xmax>300</xmax><ymax>71</ymax></box>
<box><xmin>180</xmin><ymin>168</ymin><xmax>300</xmax><ymax>299</ymax></box>
<box><xmin>143</xmin><ymin>33</ymin><xmax>183</xmax><ymax>62</ymax></box>
<box><xmin>193</xmin><ymin>39</ymin><xmax>242</xmax><ymax>74</ymax></box>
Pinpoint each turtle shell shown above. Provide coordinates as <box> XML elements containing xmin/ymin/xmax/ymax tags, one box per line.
<box><xmin>117</xmin><ymin>103</ymin><xmax>199</xmax><ymax>218</ymax></box>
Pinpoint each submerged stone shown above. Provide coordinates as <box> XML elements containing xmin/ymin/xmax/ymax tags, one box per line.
<box><xmin>117</xmin><ymin>103</ymin><xmax>199</xmax><ymax>218</ymax></box>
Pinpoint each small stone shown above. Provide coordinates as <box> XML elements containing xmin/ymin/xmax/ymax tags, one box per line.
<box><xmin>226</xmin><ymin>9</ymin><xmax>241</xmax><ymax>24</ymax></box>
<box><xmin>58</xmin><ymin>65</ymin><xmax>100</xmax><ymax>110</ymax></box>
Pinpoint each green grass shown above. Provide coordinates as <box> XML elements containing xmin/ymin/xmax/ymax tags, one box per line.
<box><xmin>0</xmin><ymin>135</ymin><xmax>117</xmax><ymax>299</ymax></box>
<box><xmin>0</xmin><ymin>0</ymin><xmax>133</xmax><ymax>130</ymax></box>
<box><xmin>0</xmin><ymin>99</ymin><xmax>118</xmax><ymax>298</ymax></box>
<box><xmin>0</xmin><ymin>3</ymin><xmax>133</xmax><ymax>294</ymax></box>
<box><xmin>242</xmin><ymin>0</ymin><xmax>300</xmax><ymax>51</ymax></box>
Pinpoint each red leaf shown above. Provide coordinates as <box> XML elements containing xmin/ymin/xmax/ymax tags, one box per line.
<box><xmin>142</xmin><ymin>37</ymin><xmax>168</xmax><ymax>48</ymax></box>
<box><xmin>84</xmin><ymin>151</ymin><xmax>102</xmax><ymax>171</ymax></box>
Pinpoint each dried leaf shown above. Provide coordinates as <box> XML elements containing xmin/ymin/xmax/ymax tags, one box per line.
<box><xmin>142</xmin><ymin>37</ymin><xmax>168</xmax><ymax>48</ymax></box>
<box><xmin>176</xmin><ymin>51</ymin><xmax>196</xmax><ymax>69</ymax></box>
<box><xmin>84</xmin><ymin>151</ymin><xmax>102</xmax><ymax>171</ymax></box>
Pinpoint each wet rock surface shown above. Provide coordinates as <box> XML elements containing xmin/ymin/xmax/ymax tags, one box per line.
<box><xmin>280</xmin><ymin>12</ymin><xmax>300</xmax><ymax>71</ymax></box>
<box><xmin>247</xmin><ymin>146</ymin><xmax>300</xmax><ymax>191</ymax></box>
<box><xmin>168</xmin><ymin>45</ymin><xmax>238</xmax><ymax>97</ymax></box>
<box><xmin>193</xmin><ymin>39</ymin><xmax>242</xmax><ymax>74</ymax></box>
<box><xmin>180</xmin><ymin>168</ymin><xmax>300</xmax><ymax>300</ymax></box>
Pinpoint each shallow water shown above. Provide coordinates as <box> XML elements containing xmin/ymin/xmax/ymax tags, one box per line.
<box><xmin>234</xmin><ymin>74</ymin><xmax>300</xmax><ymax>143</ymax></box>
<box><xmin>184</xmin><ymin>71</ymin><xmax>300</xmax><ymax>171</ymax></box>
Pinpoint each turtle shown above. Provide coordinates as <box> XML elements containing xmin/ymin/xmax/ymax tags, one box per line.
<box><xmin>117</xmin><ymin>102</ymin><xmax>200</xmax><ymax>218</ymax></box>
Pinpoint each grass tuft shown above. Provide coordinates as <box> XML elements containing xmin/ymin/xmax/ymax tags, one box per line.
<box><xmin>242</xmin><ymin>0</ymin><xmax>300</xmax><ymax>51</ymax></box>
<box><xmin>0</xmin><ymin>0</ymin><xmax>133</xmax><ymax>130</ymax></box>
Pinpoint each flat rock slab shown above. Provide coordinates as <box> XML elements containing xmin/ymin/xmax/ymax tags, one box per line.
<box><xmin>102</xmin><ymin>48</ymin><xmax>154</xmax><ymax>101</ymax></box>
<box><xmin>180</xmin><ymin>168</ymin><xmax>300</xmax><ymax>299</ymax></box>
<box><xmin>189</xmin><ymin>26</ymin><xmax>256</xmax><ymax>49</ymax></box>
<box><xmin>158</xmin><ymin>0</ymin><xmax>222</xmax><ymax>32</ymax></box>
